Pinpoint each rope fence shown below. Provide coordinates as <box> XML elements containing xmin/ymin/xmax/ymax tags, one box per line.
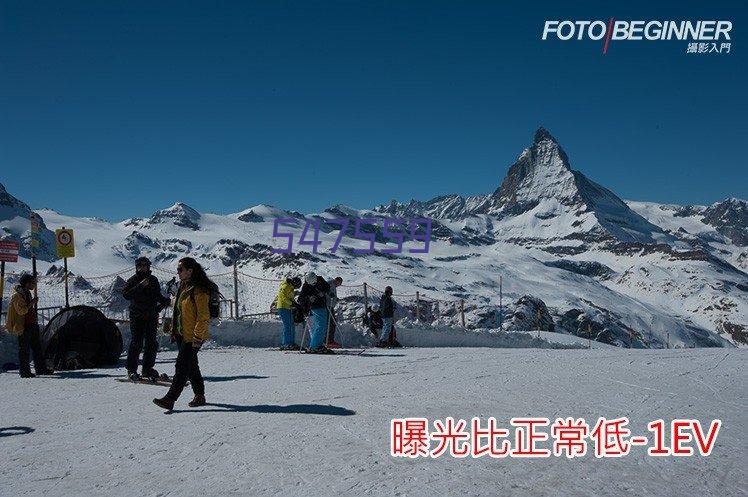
<box><xmin>1</xmin><ymin>263</ymin><xmax>475</xmax><ymax>328</ymax></box>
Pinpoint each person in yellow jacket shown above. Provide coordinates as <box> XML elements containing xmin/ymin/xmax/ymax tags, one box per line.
<box><xmin>5</xmin><ymin>273</ymin><xmax>49</xmax><ymax>377</ymax></box>
<box><xmin>154</xmin><ymin>257</ymin><xmax>213</xmax><ymax>410</ymax></box>
<box><xmin>275</xmin><ymin>276</ymin><xmax>301</xmax><ymax>350</ymax></box>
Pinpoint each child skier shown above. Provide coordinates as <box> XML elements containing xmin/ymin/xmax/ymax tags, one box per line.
<box><xmin>363</xmin><ymin>304</ymin><xmax>383</xmax><ymax>338</ymax></box>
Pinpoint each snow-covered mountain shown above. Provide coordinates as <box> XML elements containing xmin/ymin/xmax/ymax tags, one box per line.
<box><xmin>1</xmin><ymin>128</ymin><xmax>745</xmax><ymax>348</ymax></box>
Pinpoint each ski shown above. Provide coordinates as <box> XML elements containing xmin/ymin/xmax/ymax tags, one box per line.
<box><xmin>116</xmin><ymin>377</ymin><xmax>173</xmax><ymax>387</ymax></box>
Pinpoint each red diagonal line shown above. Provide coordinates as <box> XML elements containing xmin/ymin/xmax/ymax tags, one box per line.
<box><xmin>603</xmin><ymin>17</ymin><xmax>615</xmax><ymax>54</ymax></box>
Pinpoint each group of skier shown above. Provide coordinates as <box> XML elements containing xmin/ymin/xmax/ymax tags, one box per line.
<box><xmin>273</xmin><ymin>272</ymin><xmax>401</xmax><ymax>354</ymax></box>
<box><xmin>4</xmin><ymin>257</ymin><xmax>401</xmax><ymax>409</ymax></box>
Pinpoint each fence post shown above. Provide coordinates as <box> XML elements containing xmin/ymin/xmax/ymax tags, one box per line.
<box><xmin>459</xmin><ymin>299</ymin><xmax>465</xmax><ymax>328</ymax></box>
<box><xmin>415</xmin><ymin>291</ymin><xmax>420</xmax><ymax>322</ymax></box>
<box><xmin>233</xmin><ymin>262</ymin><xmax>240</xmax><ymax>319</ymax></box>
<box><xmin>536</xmin><ymin>308</ymin><xmax>541</xmax><ymax>338</ymax></box>
<box><xmin>0</xmin><ymin>261</ymin><xmax>5</xmax><ymax>319</ymax></box>
<box><xmin>499</xmin><ymin>275</ymin><xmax>503</xmax><ymax>329</ymax></box>
<box><xmin>363</xmin><ymin>282</ymin><xmax>368</xmax><ymax>310</ymax></box>
<box><xmin>64</xmin><ymin>257</ymin><xmax>69</xmax><ymax>308</ymax></box>
<box><xmin>587</xmin><ymin>323</ymin><xmax>592</xmax><ymax>349</ymax></box>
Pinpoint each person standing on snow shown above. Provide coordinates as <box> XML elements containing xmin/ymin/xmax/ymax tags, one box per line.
<box><xmin>122</xmin><ymin>257</ymin><xmax>171</xmax><ymax>381</ymax></box>
<box><xmin>377</xmin><ymin>286</ymin><xmax>396</xmax><ymax>347</ymax></box>
<box><xmin>5</xmin><ymin>273</ymin><xmax>50</xmax><ymax>377</ymax></box>
<box><xmin>153</xmin><ymin>257</ymin><xmax>212</xmax><ymax>410</ymax></box>
<box><xmin>325</xmin><ymin>276</ymin><xmax>343</xmax><ymax>349</ymax></box>
<box><xmin>298</xmin><ymin>271</ymin><xmax>332</xmax><ymax>354</ymax></box>
<box><xmin>275</xmin><ymin>276</ymin><xmax>302</xmax><ymax>351</ymax></box>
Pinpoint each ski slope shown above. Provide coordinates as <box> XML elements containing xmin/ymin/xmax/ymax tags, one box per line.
<box><xmin>0</xmin><ymin>346</ymin><xmax>745</xmax><ymax>497</ymax></box>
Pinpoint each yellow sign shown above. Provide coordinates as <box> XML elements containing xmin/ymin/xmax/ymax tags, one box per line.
<box><xmin>55</xmin><ymin>228</ymin><xmax>75</xmax><ymax>258</ymax></box>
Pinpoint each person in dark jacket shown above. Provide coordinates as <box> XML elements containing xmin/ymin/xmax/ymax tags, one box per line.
<box><xmin>377</xmin><ymin>286</ymin><xmax>396</xmax><ymax>346</ymax></box>
<box><xmin>122</xmin><ymin>257</ymin><xmax>170</xmax><ymax>381</ymax></box>
<box><xmin>297</xmin><ymin>271</ymin><xmax>332</xmax><ymax>354</ymax></box>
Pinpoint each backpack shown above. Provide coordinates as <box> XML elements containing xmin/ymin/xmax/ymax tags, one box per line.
<box><xmin>190</xmin><ymin>282</ymin><xmax>222</xmax><ymax>319</ymax></box>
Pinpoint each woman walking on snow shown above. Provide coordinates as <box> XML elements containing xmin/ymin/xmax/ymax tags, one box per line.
<box><xmin>154</xmin><ymin>257</ymin><xmax>212</xmax><ymax>410</ymax></box>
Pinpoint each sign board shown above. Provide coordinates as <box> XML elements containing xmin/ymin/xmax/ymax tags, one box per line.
<box><xmin>0</xmin><ymin>241</ymin><xmax>20</xmax><ymax>263</ymax></box>
<box><xmin>55</xmin><ymin>228</ymin><xmax>75</xmax><ymax>258</ymax></box>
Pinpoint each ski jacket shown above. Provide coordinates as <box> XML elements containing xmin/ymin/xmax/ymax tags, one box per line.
<box><xmin>122</xmin><ymin>272</ymin><xmax>170</xmax><ymax>321</ymax></box>
<box><xmin>380</xmin><ymin>294</ymin><xmax>395</xmax><ymax>318</ymax></box>
<box><xmin>298</xmin><ymin>277</ymin><xmax>331</xmax><ymax>310</ymax></box>
<box><xmin>172</xmin><ymin>284</ymin><xmax>211</xmax><ymax>343</ymax></box>
<box><xmin>275</xmin><ymin>280</ymin><xmax>296</xmax><ymax>310</ymax></box>
<box><xmin>5</xmin><ymin>285</ymin><xmax>32</xmax><ymax>336</ymax></box>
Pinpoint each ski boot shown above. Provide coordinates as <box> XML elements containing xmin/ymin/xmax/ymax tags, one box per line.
<box><xmin>143</xmin><ymin>369</ymin><xmax>161</xmax><ymax>383</ymax></box>
<box><xmin>306</xmin><ymin>346</ymin><xmax>335</xmax><ymax>354</ymax></box>
<box><xmin>128</xmin><ymin>371</ymin><xmax>142</xmax><ymax>382</ymax></box>
<box><xmin>325</xmin><ymin>341</ymin><xmax>342</xmax><ymax>349</ymax></box>
<box><xmin>153</xmin><ymin>396</ymin><xmax>175</xmax><ymax>410</ymax></box>
<box><xmin>188</xmin><ymin>395</ymin><xmax>206</xmax><ymax>408</ymax></box>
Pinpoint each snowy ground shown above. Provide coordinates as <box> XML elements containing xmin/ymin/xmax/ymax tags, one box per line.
<box><xmin>1</xmin><ymin>346</ymin><xmax>745</xmax><ymax>497</ymax></box>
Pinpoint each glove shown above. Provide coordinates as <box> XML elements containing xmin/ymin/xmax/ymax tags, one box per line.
<box><xmin>192</xmin><ymin>339</ymin><xmax>204</xmax><ymax>350</ymax></box>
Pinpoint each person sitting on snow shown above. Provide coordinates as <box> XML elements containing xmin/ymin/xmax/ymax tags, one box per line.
<box><xmin>363</xmin><ymin>304</ymin><xmax>383</xmax><ymax>338</ymax></box>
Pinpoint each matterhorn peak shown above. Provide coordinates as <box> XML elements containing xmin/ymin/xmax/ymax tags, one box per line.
<box><xmin>533</xmin><ymin>126</ymin><xmax>558</xmax><ymax>145</ymax></box>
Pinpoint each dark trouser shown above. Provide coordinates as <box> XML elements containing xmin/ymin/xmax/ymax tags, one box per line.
<box><xmin>18</xmin><ymin>323</ymin><xmax>44</xmax><ymax>374</ymax></box>
<box><xmin>166</xmin><ymin>337</ymin><xmax>205</xmax><ymax>401</ymax></box>
<box><xmin>325</xmin><ymin>308</ymin><xmax>337</xmax><ymax>343</ymax></box>
<box><xmin>126</xmin><ymin>317</ymin><xmax>158</xmax><ymax>374</ymax></box>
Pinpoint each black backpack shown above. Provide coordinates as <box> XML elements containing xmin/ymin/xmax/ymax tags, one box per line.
<box><xmin>190</xmin><ymin>282</ymin><xmax>222</xmax><ymax>319</ymax></box>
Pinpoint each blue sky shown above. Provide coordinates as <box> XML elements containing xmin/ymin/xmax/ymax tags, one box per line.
<box><xmin>0</xmin><ymin>1</ymin><xmax>746</xmax><ymax>220</ymax></box>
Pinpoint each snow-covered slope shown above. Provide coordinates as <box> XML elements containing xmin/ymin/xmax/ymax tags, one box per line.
<box><xmin>0</xmin><ymin>347</ymin><xmax>745</xmax><ymax>497</ymax></box>
<box><xmin>1</xmin><ymin>128</ymin><xmax>745</xmax><ymax>348</ymax></box>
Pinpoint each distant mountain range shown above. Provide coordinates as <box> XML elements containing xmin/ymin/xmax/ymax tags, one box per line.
<box><xmin>2</xmin><ymin>128</ymin><xmax>746</xmax><ymax>348</ymax></box>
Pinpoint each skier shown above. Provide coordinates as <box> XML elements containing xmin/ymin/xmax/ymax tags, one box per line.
<box><xmin>122</xmin><ymin>257</ymin><xmax>170</xmax><ymax>381</ymax></box>
<box><xmin>275</xmin><ymin>276</ymin><xmax>302</xmax><ymax>351</ymax></box>
<box><xmin>363</xmin><ymin>304</ymin><xmax>383</xmax><ymax>339</ymax></box>
<box><xmin>325</xmin><ymin>276</ymin><xmax>343</xmax><ymax>349</ymax></box>
<box><xmin>297</xmin><ymin>271</ymin><xmax>332</xmax><ymax>354</ymax></box>
<box><xmin>4</xmin><ymin>273</ymin><xmax>50</xmax><ymax>377</ymax></box>
<box><xmin>153</xmin><ymin>257</ymin><xmax>212</xmax><ymax>410</ymax></box>
<box><xmin>377</xmin><ymin>286</ymin><xmax>397</xmax><ymax>347</ymax></box>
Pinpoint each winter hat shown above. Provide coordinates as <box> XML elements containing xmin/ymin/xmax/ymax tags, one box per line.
<box><xmin>135</xmin><ymin>256</ymin><xmax>151</xmax><ymax>266</ymax></box>
<box><xmin>385</xmin><ymin>286</ymin><xmax>393</xmax><ymax>295</ymax></box>
<box><xmin>289</xmin><ymin>276</ymin><xmax>302</xmax><ymax>288</ymax></box>
<box><xmin>304</xmin><ymin>272</ymin><xmax>317</xmax><ymax>285</ymax></box>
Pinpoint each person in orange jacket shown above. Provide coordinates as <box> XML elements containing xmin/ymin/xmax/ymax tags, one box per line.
<box><xmin>154</xmin><ymin>257</ymin><xmax>213</xmax><ymax>410</ymax></box>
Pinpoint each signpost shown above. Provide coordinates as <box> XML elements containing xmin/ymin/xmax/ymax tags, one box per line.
<box><xmin>55</xmin><ymin>227</ymin><xmax>76</xmax><ymax>308</ymax></box>
<box><xmin>29</xmin><ymin>213</ymin><xmax>40</xmax><ymax>313</ymax></box>
<box><xmin>0</xmin><ymin>240</ymin><xmax>20</xmax><ymax>321</ymax></box>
